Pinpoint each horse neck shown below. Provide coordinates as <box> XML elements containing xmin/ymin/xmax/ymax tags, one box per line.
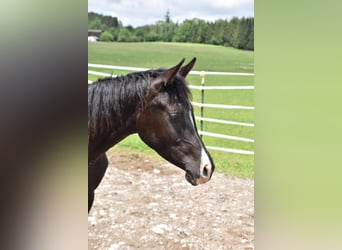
<box><xmin>88</xmin><ymin>78</ymin><xmax>147</xmax><ymax>159</ymax></box>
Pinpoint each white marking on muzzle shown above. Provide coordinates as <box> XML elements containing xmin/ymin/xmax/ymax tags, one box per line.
<box><xmin>188</xmin><ymin>110</ymin><xmax>212</xmax><ymax>185</ymax></box>
<box><xmin>196</xmin><ymin>148</ymin><xmax>212</xmax><ymax>184</ymax></box>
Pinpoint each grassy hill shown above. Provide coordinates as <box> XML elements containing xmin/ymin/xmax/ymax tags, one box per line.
<box><xmin>88</xmin><ymin>42</ymin><xmax>254</xmax><ymax>178</ymax></box>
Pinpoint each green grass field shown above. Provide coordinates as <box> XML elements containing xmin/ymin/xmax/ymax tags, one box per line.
<box><xmin>88</xmin><ymin>42</ymin><xmax>254</xmax><ymax>178</ymax></box>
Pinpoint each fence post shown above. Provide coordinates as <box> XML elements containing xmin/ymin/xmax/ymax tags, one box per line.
<box><xmin>200</xmin><ymin>71</ymin><xmax>206</xmax><ymax>138</ymax></box>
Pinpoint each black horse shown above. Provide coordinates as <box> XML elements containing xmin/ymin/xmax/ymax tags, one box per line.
<box><xmin>88</xmin><ymin>58</ymin><xmax>215</xmax><ymax>211</ymax></box>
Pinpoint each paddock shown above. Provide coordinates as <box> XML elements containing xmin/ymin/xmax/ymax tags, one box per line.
<box><xmin>88</xmin><ymin>149</ymin><xmax>254</xmax><ymax>250</ymax></box>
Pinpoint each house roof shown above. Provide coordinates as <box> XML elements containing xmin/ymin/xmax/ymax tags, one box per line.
<box><xmin>88</xmin><ymin>29</ymin><xmax>103</xmax><ymax>33</ymax></box>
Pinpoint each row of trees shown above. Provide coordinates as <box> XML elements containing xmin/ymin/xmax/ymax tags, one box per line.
<box><xmin>88</xmin><ymin>11</ymin><xmax>254</xmax><ymax>50</ymax></box>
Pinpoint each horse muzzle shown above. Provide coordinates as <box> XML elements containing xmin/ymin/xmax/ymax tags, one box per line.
<box><xmin>185</xmin><ymin>162</ymin><xmax>213</xmax><ymax>186</ymax></box>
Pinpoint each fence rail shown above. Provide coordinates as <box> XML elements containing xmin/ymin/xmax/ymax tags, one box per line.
<box><xmin>194</xmin><ymin>116</ymin><xmax>254</xmax><ymax>127</ymax></box>
<box><xmin>88</xmin><ymin>63</ymin><xmax>147</xmax><ymax>72</ymax></box>
<box><xmin>191</xmin><ymin>101</ymin><xmax>254</xmax><ymax>110</ymax></box>
<box><xmin>198</xmin><ymin>131</ymin><xmax>254</xmax><ymax>143</ymax></box>
<box><xmin>89</xmin><ymin>63</ymin><xmax>254</xmax><ymax>76</ymax></box>
<box><xmin>88</xmin><ymin>70</ymin><xmax>116</xmax><ymax>78</ymax></box>
<box><xmin>188</xmin><ymin>85</ymin><xmax>254</xmax><ymax>90</ymax></box>
<box><xmin>88</xmin><ymin>63</ymin><xmax>254</xmax><ymax>155</ymax></box>
<box><xmin>206</xmin><ymin>146</ymin><xmax>254</xmax><ymax>155</ymax></box>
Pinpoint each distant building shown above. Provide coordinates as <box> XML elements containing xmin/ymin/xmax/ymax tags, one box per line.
<box><xmin>88</xmin><ymin>29</ymin><xmax>103</xmax><ymax>41</ymax></box>
<box><xmin>88</xmin><ymin>36</ymin><xmax>99</xmax><ymax>42</ymax></box>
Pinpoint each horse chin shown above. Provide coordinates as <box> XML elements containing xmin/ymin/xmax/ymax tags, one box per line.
<box><xmin>185</xmin><ymin>172</ymin><xmax>198</xmax><ymax>186</ymax></box>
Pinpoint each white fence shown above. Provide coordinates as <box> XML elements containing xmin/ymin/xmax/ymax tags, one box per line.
<box><xmin>88</xmin><ymin>63</ymin><xmax>254</xmax><ymax>155</ymax></box>
<box><xmin>188</xmin><ymin>82</ymin><xmax>254</xmax><ymax>155</ymax></box>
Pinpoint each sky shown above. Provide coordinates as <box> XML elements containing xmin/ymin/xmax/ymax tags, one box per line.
<box><xmin>88</xmin><ymin>0</ymin><xmax>254</xmax><ymax>27</ymax></box>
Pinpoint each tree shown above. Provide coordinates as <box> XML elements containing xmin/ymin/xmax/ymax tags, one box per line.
<box><xmin>173</xmin><ymin>20</ymin><xmax>190</xmax><ymax>42</ymax></box>
<box><xmin>88</xmin><ymin>12</ymin><xmax>119</xmax><ymax>29</ymax></box>
<box><xmin>165</xmin><ymin>9</ymin><xmax>171</xmax><ymax>23</ymax></box>
<box><xmin>227</xmin><ymin>17</ymin><xmax>240</xmax><ymax>47</ymax></box>
<box><xmin>100</xmin><ymin>31</ymin><xmax>114</xmax><ymax>42</ymax></box>
<box><xmin>108</xmin><ymin>27</ymin><xmax>119</xmax><ymax>41</ymax></box>
<box><xmin>145</xmin><ymin>31</ymin><xmax>159</xmax><ymax>41</ymax></box>
<box><xmin>245</xmin><ymin>18</ymin><xmax>254</xmax><ymax>50</ymax></box>
<box><xmin>88</xmin><ymin>17</ymin><xmax>105</xmax><ymax>30</ymax></box>
<box><xmin>102</xmin><ymin>15</ymin><xmax>119</xmax><ymax>28</ymax></box>
<box><xmin>134</xmin><ymin>26</ymin><xmax>151</xmax><ymax>42</ymax></box>
<box><xmin>207</xmin><ymin>19</ymin><xmax>225</xmax><ymax>45</ymax></box>
<box><xmin>117</xmin><ymin>28</ymin><xmax>139</xmax><ymax>42</ymax></box>
<box><xmin>87</xmin><ymin>11</ymin><xmax>254</xmax><ymax>50</ymax></box>
<box><xmin>117</xmin><ymin>28</ymin><xmax>131</xmax><ymax>42</ymax></box>
<box><xmin>174</xmin><ymin>18</ymin><xmax>208</xmax><ymax>43</ymax></box>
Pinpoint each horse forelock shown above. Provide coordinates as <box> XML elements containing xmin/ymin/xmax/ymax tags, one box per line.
<box><xmin>168</xmin><ymin>73</ymin><xmax>192</xmax><ymax>108</ymax></box>
<box><xmin>152</xmin><ymin>68</ymin><xmax>192</xmax><ymax>108</ymax></box>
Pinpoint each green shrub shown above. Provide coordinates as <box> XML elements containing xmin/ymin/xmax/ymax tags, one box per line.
<box><xmin>100</xmin><ymin>31</ymin><xmax>113</xmax><ymax>42</ymax></box>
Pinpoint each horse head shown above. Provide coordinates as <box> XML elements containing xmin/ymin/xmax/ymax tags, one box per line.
<box><xmin>136</xmin><ymin>58</ymin><xmax>215</xmax><ymax>185</ymax></box>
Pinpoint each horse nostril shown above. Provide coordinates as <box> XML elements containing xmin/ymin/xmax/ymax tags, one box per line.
<box><xmin>202</xmin><ymin>164</ymin><xmax>209</xmax><ymax>178</ymax></box>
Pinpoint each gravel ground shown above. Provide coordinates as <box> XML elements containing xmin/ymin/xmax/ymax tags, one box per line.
<box><xmin>88</xmin><ymin>150</ymin><xmax>254</xmax><ymax>250</ymax></box>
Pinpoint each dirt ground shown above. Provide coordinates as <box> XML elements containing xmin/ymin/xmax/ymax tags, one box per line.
<box><xmin>88</xmin><ymin>150</ymin><xmax>254</xmax><ymax>250</ymax></box>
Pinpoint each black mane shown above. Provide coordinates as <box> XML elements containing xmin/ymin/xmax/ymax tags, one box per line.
<box><xmin>88</xmin><ymin>69</ymin><xmax>192</xmax><ymax>139</ymax></box>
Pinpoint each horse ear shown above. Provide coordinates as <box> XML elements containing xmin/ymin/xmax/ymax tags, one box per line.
<box><xmin>152</xmin><ymin>58</ymin><xmax>185</xmax><ymax>89</ymax></box>
<box><xmin>179</xmin><ymin>57</ymin><xmax>196</xmax><ymax>78</ymax></box>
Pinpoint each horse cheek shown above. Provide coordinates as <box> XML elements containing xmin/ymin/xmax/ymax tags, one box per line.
<box><xmin>136</xmin><ymin>112</ymin><xmax>147</xmax><ymax>136</ymax></box>
<box><xmin>136</xmin><ymin>111</ymin><xmax>156</xmax><ymax>146</ymax></box>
